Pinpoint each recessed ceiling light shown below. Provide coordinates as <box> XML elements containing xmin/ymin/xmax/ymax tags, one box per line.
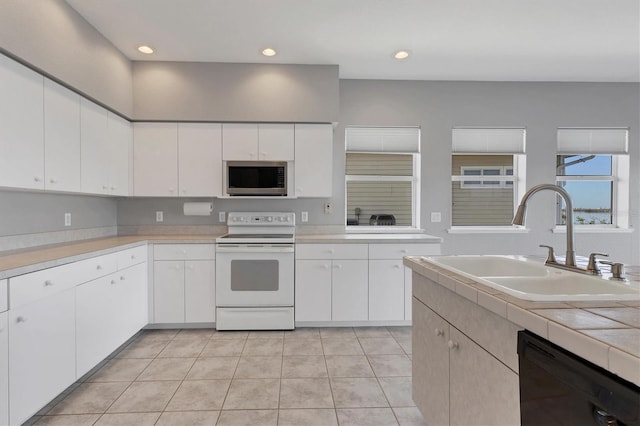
<box><xmin>394</xmin><ymin>50</ymin><xmax>410</xmax><ymax>60</ymax></box>
<box><xmin>262</xmin><ymin>48</ymin><xmax>277</xmax><ymax>57</ymax></box>
<box><xmin>137</xmin><ymin>45</ymin><xmax>154</xmax><ymax>54</ymax></box>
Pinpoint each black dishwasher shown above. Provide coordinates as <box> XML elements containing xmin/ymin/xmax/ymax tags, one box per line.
<box><xmin>518</xmin><ymin>331</ymin><xmax>639</xmax><ymax>426</ymax></box>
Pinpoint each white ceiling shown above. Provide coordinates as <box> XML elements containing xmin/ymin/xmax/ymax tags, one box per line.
<box><xmin>65</xmin><ymin>0</ymin><xmax>640</xmax><ymax>82</ymax></box>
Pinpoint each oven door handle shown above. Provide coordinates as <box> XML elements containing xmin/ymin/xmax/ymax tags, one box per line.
<box><xmin>216</xmin><ymin>244</ymin><xmax>295</xmax><ymax>253</ymax></box>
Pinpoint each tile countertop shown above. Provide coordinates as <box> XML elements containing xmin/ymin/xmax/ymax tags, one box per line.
<box><xmin>403</xmin><ymin>256</ymin><xmax>640</xmax><ymax>387</ymax></box>
<box><xmin>0</xmin><ymin>235</ymin><xmax>219</xmax><ymax>279</ymax></box>
<box><xmin>296</xmin><ymin>233</ymin><xmax>443</xmax><ymax>244</ymax></box>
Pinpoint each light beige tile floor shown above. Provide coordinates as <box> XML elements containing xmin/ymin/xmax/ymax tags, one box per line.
<box><xmin>27</xmin><ymin>326</ymin><xmax>425</xmax><ymax>426</ymax></box>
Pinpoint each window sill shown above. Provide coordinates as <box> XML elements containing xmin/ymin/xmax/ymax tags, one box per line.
<box><xmin>552</xmin><ymin>227</ymin><xmax>634</xmax><ymax>234</ymax></box>
<box><xmin>345</xmin><ymin>226</ymin><xmax>424</xmax><ymax>234</ymax></box>
<box><xmin>447</xmin><ymin>226</ymin><xmax>529</xmax><ymax>234</ymax></box>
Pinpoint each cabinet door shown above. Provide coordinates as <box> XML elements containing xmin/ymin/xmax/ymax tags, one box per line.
<box><xmin>295</xmin><ymin>260</ymin><xmax>332</xmax><ymax>322</ymax></box>
<box><xmin>412</xmin><ymin>299</ymin><xmax>450</xmax><ymax>426</ymax></box>
<box><xmin>294</xmin><ymin>124</ymin><xmax>332</xmax><ymax>197</ymax></box>
<box><xmin>0</xmin><ymin>54</ymin><xmax>44</xmax><ymax>190</ymax></box>
<box><xmin>117</xmin><ymin>262</ymin><xmax>148</xmax><ymax>338</ymax></box>
<box><xmin>153</xmin><ymin>261</ymin><xmax>185</xmax><ymax>323</ymax></box>
<box><xmin>178</xmin><ymin>123</ymin><xmax>222</xmax><ymax>196</ymax></box>
<box><xmin>107</xmin><ymin>113</ymin><xmax>131</xmax><ymax>196</ymax></box>
<box><xmin>369</xmin><ymin>260</ymin><xmax>405</xmax><ymax>321</ymax></box>
<box><xmin>222</xmin><ymin>123</ymin><xmax>258</xmax><ymax>160</ymax></box>
<box><xmin>76</xmin><ymin>274</ymin><xmax>118</xmax><ymax>377</ymax></box>
<box><xmin>258</xmin><ymin>123</ymin><xmax>294</xmax><ymax>160</ymax></box>
<box><xmin>133</xmin><ymin>123</ymin><xmax>178</xmax><ymax>196</ymax></box>
<box><xmin>0</xmin><ymin>312</ymin><xmax>8</xmax><ymax>426</ymax></box>
<box><xmin>44</xmin><ymin>79</ymin><xmax>81</xmax><ymax>192</ymax></box>
<box><xmin>81</xmin><ymin>99</ymin><xmax>110</xmax><ymax>194</ymax></box>
<box><xmin>449</xmin><ymin>327</ymin><xmax>520</xmax><ymax>426</ymax></box>
<box><xmin>185</xmin><ymin>260</ymin><xmax>215</xmax><ymax>323</ymax></box>
<box><xmin>332</xmin><ymin>260</ymin><xmax>368</xmax><ymax>321</ymax></box>
<box><xmin>9</xmin><ymin>289</ymin><xmax>76</xmax><ymax>426</ymax></box>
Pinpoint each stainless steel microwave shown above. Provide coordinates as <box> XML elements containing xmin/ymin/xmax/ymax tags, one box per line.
<box><xmin>226</xmin><ymin>161</ymin><xmax>287</xmax><ymax>196</ymax></box>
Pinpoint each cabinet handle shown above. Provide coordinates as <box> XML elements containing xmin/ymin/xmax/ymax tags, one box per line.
<box><xmin>434</xmin><ymin>328</ymin><xmax>444</xmax><ymax>337</ymax></box>
<box><xmin>16</xmin><ymin>316</ymin><xmax>27</xmax><ymax>324</ymax></box>
<box><xmin>447</xmin><ymin>340</ymin><xmax>459</xmax><ymax>350</ymax></box>
<box><xmin>43</xmin><ymin>280</ymin><xmax>54</xmax><ymax>287</ymax></box>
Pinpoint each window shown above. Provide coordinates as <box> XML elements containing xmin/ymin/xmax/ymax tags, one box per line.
<box><xmin>345</xmin><ymin>127</ymin><xmax>420</xmax><ymax>229</ymax></box>
<box><xmin>555</xmin><ymin>128</ymin><xmax>629</xmax><ymax>227</ymax></box>
<box><xmin>451</xmin><ymin>128</ymin><xmax>526</xmax><ymax>227</ymax></box>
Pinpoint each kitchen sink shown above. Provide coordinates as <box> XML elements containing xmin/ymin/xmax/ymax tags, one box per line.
<box><xmin>421</xmin><ymin>255</ymin><xmax>640</xmax><ymax>302</ymax></box>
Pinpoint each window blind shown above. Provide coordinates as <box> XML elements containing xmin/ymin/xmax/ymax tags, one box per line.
<box><xmin>346</xmin><ymin>127</ymin><xmax>420</xmax><ymax>153</ymax></box>
<box><xmin>557</xmin><ymin>128</ymin><xmax>628</xmax><ymax>154</ymax></box>
<box><xmin>452</xmin><ymin>128</ymin><xmax>526</xmax><ymax>154</ymax></box>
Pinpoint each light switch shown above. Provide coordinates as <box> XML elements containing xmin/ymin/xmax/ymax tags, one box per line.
<box><xmin>431</xmin><ymin>212</ymin><xmax>441</xmax><ymax>223</ymax></box>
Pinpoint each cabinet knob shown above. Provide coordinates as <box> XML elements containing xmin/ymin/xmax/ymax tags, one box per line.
<box><xmin>328</xmin><ymin>249</ymin><xmax>335</xmax><ymax>254</ymax></box>
<box><xmin>394</xmin><ymin>264</ymin><xmax>401</xmax><ymax>269</ymax></box>
<box><xmin>447</xmin><ymin>340</ymin><xmax>459</xmax><ymax>350</ymax></box>
<box><xmin>49</xmin><ymin>178</ymin><xmax>57</xmax><ymax>184</ymax></box>
<box><xmin>260</xmin><ymin>152</ymin><xmax>266</xmax><ymax>159</ymax></box>
<box><xmin>334</xmin><ymin>264</ymin><xmax>343</xmax><ymax>270</ymax></box>
<box><xmin>434</xmin><ymin>328</ymin><xmax>444</xmax><ymax>337</ymax></box>
<box><xmin>34</xmin><ymin>176</ymin><xmax>41</xmax><ymax>182</ymax></box>
<box><xmin>131</xmin><ymin>255</ymin><xmax>136</xmax><ymax>260</ymax></box>
<box><xmin>120</xmin><ymin>276</ymin><xmax>125</xmax><ymax>281</ymax></box>
<box><xmin>96</xmin><ymin>265</ymin><xmax>102</xmax><ymax>270</ymax></box>
<box><xmin>186</xmin><ymin>265</ymin><xmax>194</xmax><ymax>271</ymax></box>
<box><xmin>181</xmin><ymin>189</ymin><xmax>187</xmax><ymax>194</ymax></box>
<box><xmin>322</xmin><ymin>264</ymin><xmax>330</xmax><ymax>269</ymax></box>
<box><xmin>173</xmin><ymin>265</ymin><xmax>182</xmax><ymax>270</ymax></box>
<box><xmin>111</xmin><ymin>186</ymin><xmax>117</xmax><ymax>191</ymax></box>
<box><xmin>102</xmin><ymin>185</ymin><xmax>109</xmax><ymax>190</ymax></box>
<box><xmin>110</xmin><ymin>280</ymin><xmax>116</xmax><ymax>285</ymax></box>
<box><xmin>169</xmin><ymin>187</ymin><xmax>175</xmax><ymax>193</ymax></box>
<box><xmin>43</xmin><ymin>280</ymin><xmax>54</xmax><ymax>287</ymax></box>
<box><xmin>181</xmin><ymin>249</ymin><xmax>188</xmax><ymax>254</ymax></box>
<box><xmin>16</xmin><ymin>316</ymin><xmax>27</xmax><ymax>324</ymax></box>
<box><xmin>401</xmin><ymin>249</ymin><xmax>408</xmax><ymax>254</ymax></box>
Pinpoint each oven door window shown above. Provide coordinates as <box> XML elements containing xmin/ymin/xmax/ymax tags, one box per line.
<box><xmin>230</xmin><ymin>260</ymin><xmax>279</xmax><ymax>291</ymax></box>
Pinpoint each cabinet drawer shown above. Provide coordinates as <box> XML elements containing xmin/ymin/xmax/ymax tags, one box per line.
<box><xmin>154</xmin><ymin>244</ymin><xmax>215</xmax><ymax>260</ymax></box>
<box><xmin>9</xmin><ymin>253</ymin><xmax>117</xmax><ymax>308</ymax></box>
<box><xmin>0</xmin><ymin>279</ymin><xmax>6</xmax><ymax>312</ymax></box>
<box><xmin>368</xmin><ymin>243</ymin><xmax>441</xmax><ymax>259</ymax></box>
<box><xmin>295</xmin><ymin>244</ymin><xmax>368</xmax><ymax>260</ymax></box>
<box><xmin>117</xmin><ymin>245</ymin><xmax>148</xmax><ymax>270</ymax></box>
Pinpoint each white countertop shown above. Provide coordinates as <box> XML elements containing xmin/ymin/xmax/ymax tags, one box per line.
<box><xmin>404</xmin><ymin>255</ymin><xmax>640</xmax><ymax>387</ymax></box>
<box><xmin>296</xmin><ymin>233</ymin><xmax>443</xmax><ymax>244</ymax></box>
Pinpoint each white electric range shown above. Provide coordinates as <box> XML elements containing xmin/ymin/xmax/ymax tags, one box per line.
<box><xmin>215</xmin><ymin>212</ymin><xmax>295</xmax><ymax>330</ymax></box>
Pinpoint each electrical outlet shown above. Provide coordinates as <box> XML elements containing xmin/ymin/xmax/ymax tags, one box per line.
<box><xmin>431</xmin><ymin>212</ymin><xmax>442</xmax><ymax>223</ymax></box>
<box><xmin>64</xmin><ymin>213</ymin><xmax>71</xmax><ymax>227</ymax></box>
<box><xmin>219</xmin><ymin>211</ymin><xmax>226</xmax><ymax>223</ymax></box>
<box><xmin>156</xmin><ymin>211</ymin><xmax>164</xmax><ymax>222</ymax></box>
<box><xmin>324</xmin><ymin>203</ymin><xmax>332</xmax><ymax>214</ymax></box>
<box><xmin>301</xmin><ymin>211</ymin><xmax>309</xmax><ymax>222</ymax></box>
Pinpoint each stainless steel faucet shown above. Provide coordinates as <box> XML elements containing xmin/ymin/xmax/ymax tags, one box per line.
<box><xmin>512</xmin><ymin>183</ymin><xmax>577</xmax><ymax>267</ymax></box>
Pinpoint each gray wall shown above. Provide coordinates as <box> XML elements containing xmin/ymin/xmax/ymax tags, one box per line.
<box><xmin>0</xmin><ymin>0</ymin><xmax>133</xmax><ymax>116</ymax></box>
<box><xmin>132</xmin><ymin>62</ymin><xmax>339</xmax><ymax>122</ymax></box>
<box><xmin>0</xmin><ymin>190</ymin><xmax>117</xmax><ymax>236</ymax></box>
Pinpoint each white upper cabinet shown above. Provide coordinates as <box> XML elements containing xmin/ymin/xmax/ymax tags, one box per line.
<box><xmin>222</xmin><ymin>123</ymin><xmax>294</xmax><ymax>161</ymax></box>
<box><xmin>44</xmin><ymin>79</ymin><xmax>81</xmax><ymax>193</ymax></box>
<box><xmin>80</xmin><ymin>99</ymin><xmax>110</xmax><ymax>194</ymax></box>
<box><xmin>294</xmin><ymin>124</ymin><xmax>333</xmax><ymax>197</ymax></box>
<box><xmin>107</xmin><ymin>113</ymin><xmax>131</xmax><ymax>196</ymax></box>
<box><xmin>133</xmin><ymin>122</ymin><xmax>179</xmax><ymax>196</ymax></box>
<box><xmin>178</xmin><ymin>123</ymin><xmax>222</xmax><ymax>197</ymax></box>
<box><xmin>0</xmin><ymin>54</ymin><xmax>44</xmax><ymax>190</ymax></box>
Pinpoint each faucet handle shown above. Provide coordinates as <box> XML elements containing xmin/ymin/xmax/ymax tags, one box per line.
<box><xmin>587</xmin><ymin>252</ymin><xmax>609</xmax><ymax>275</ymax></box>
<box><xmin>600</xmin><ymin>260</ymin><xmax>626</xmax><ymax>281</ymax></box>
<box><xmin>539</xmin><ymin>245</ymin><xmax>557</xmax><ymax>264</ymax></box>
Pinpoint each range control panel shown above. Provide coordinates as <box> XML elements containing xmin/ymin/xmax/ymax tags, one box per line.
<box><xmin>227</xmin><ymin>212</ymin><xmax>295</xmax><ymax>226</ymax></box>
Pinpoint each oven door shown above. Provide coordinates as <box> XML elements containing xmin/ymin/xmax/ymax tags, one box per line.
<box><xmin>215</xmin><ymin>244</ymin><xmax>294</xmax><ymax>307</ymax></box>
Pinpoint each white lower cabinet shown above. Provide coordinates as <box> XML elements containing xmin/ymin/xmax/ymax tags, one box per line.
<box><xmin>369</xmin><ymin>260</ymin><xmax>405</xmax><ymax>321</ymax></box>
<box><xmin>9</xmin><ymin>288</ymin><xmax>76</xmax><ymax>426</ymax></box>
<box><xmin>153</xmin><ymin>244</ymin><xmax>215</xmax><ymax>324</ymax></box>
<box><xmin>0</xmin><ymin>311</ymin><xmax>8</xmax><ymax>426</ymax></box>
<box><xmin>331</xmin><ymin>260</ymin><xmax>368</xmax><ymax>321</ymax></box>
<box><xmin>295</xmin><ymin>260</ymin><xmax>331</xmax><ymax>321</ymax></box>
<box><xmin>76</xmin><ymin>262</ymin><xmax>148</xmax><ymax>377</ymax></box>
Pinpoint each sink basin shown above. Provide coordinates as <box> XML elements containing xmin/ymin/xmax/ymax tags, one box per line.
<box><xmin>421</xmin><ymin>255</ymin><xmax>640</xmax><ymax>302</ymax></box>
